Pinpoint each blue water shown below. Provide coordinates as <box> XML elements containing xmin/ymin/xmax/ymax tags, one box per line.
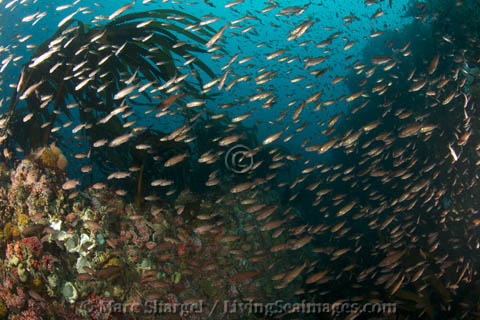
<box><xmin>0</xmin><ymin>0</ymin><xmax>413</xmax><ymax>165</ymax></box>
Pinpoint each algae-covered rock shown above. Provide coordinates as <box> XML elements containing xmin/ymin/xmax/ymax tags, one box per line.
<box><xmin>30</xmin><ymin>276</ymin><xmax>43</xmax><ymax>292</ymax></box>
<box><xmin>0</xmin><ymin>299</ymin><xmax>6</xmax><ymax>319</ymax></box>
<box><xmin>175</xmin><ymin>189</ymin><xmax>201</xmax><ymax>218</ymax></box>
<box><xmin>139</xmin><ymin>258</ymin><xmax>153</xmax><ymax>270</ymax></box>
<box><xmin>171</xmin><ymin>271</ymin><xmax>181</xmax><ymax>284</ymax></box>
<box><xmin>264</xmin><ymin>282</ymin><xmax>273</xmax><ymax>296</ymax></box>
<box><xmin>76</xmin><ymin>256</ymin><xmax>92</xmax><ymax>274</ymax></box>
<box><xmin>112</xmin><ymin>285</ymin><xmax>125</xmax><ymax>298</ymax></box>
<box><xmin>17</xmin><ymin>213</ymin><xmax>30</xmax><ymax>229</ymax></box>
<box><xmin>175</xmin><ymin>189</ymin><xmax>198</xmax><ymax>206</ymax></box>
<box><xmin>103</xmin><ymin>257</ymin><xmax>121</xmax><ymax>281</ymax></box>
<box><xmin>47</xmin><ymin>273</ymin><xmax>60</xmax><ymax>288</ymax></box>
<box><xmin>17</xmin><ymin>263</ymin><xmax>27</xmax><ymax>282</ymax></box>
<box><xmin>36</xmin><ymin>144</ymin><xmax>68</xmax><ymax>170</ymax></box>
<box><xmin>198</xmin><ymin>278</ymin><xmax>217</xmax><ymax>297</ymax></box>
<box><xmin>0</xmin><ymin>162</ymin><xmax>9</xmax><ymax>184</ymax></box>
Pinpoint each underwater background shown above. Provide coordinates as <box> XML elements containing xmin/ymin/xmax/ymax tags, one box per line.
<box><xmin>0</xmin><ymin>0</ymin><xmax>479</xmax><ymax>319</ymax></box>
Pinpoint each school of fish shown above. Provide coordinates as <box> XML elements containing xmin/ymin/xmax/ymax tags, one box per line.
<box><xmin>1</xmin><ymin>0</ymin><xmax>480</xmax><ymax>319</ymax></box>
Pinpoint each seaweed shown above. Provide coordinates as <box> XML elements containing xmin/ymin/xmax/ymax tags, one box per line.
<box><xmin>1</xmin><ymin>9</ymin><xmax>217</xmax><ymax>165</ymax></box>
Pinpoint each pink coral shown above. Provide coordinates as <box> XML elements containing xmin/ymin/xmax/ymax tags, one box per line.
<box><xmin>9</xmin><ymin>159</ymin><xmax>59</xmax><ymax>219</ymax></box>
<box><xmin>119</xmin><ymin>230</ymin><xmax>127</xmax><ymax>243</ymax></box>
<box><xmin>6</xmin><ymin>242</ymin><xmax>14</xmax><ymax>260</ymax></box>
<box><xmin>83</xmin><ymin>295</ymin><xmax>112</xmax><ymax>320</ymax></box>
<box><xmin>3</xmin><ymin>287</ymin><xmax>27</xmax><ymax>310</ymax></box>
<box><xmin>18</xmin><ymin>309</ymin><xmax>41</xmax><ymax>320</ymax></box>
<box><xmin>177</xmin><ymin>243</ymin><xmax>187</xmax><ymax>256</ymax></box>
<box><xmin>22</xmin><ymin>236</ymin><xmax>42</xmax><ymax>257</ymax></box>
<box><xmin>41</xmin><ymin>254</ymin><xmax>54</xmax><ymax>271</ymax></box>
<box><xmin>132</xmin><ymin>220</ymin><xmax>149</xmax><ymax>247</ymax></box>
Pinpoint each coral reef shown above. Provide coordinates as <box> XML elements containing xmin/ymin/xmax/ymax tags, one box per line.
<box><xmin>0</xmin><ymin>155</ymin><xmax>308</xmax><ymax>319</ymax></box>
<box><xmin>34</xmin><ymin>144</ymin><xmax>68</xmax><ymax>170</ymax></box>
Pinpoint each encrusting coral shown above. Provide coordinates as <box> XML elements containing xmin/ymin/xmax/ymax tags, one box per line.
<box><xmin>0</xmin><ymin>154</ymin><xmax>306</xmax><ymax>319</ymax></box>
<box><xmin>34</xmin><ymin>143</ymin><xmax>68</xmax><ymax>170</ymax></box>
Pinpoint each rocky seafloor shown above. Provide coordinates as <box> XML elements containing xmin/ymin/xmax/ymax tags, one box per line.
<box><xmin>0</xmin><ymin>146</ymin><xmax>310</xmax><ymax>320</ymax></box>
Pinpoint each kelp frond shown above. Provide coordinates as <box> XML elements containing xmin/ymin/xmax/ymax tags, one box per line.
<box><xmin>3</xmin><ymin>9</ymin><xmax>217</xmax><ymax>154</ymax></box>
